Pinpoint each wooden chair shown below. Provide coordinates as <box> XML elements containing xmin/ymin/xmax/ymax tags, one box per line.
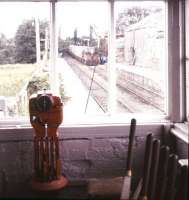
<box><xmin>131</xmin><ymin>133</ymin><xmax>188</xmax><ymax>200</ymax></box>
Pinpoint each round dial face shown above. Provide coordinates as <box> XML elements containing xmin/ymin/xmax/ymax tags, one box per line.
<box><xmin>36</xmin><ymin>95</ymin><xmax>53</xmax><ymax>112</ymax></box>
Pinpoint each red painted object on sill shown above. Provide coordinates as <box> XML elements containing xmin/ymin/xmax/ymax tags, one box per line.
<box><xmin>29</xmin><ymin>90</ymin><xmax>68</xmax><ymax>191</ymax></box>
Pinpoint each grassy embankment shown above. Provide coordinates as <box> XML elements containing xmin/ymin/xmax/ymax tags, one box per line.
<box><xmin>0</xmin><ymin>64</ymin><xmax>37</xmax><ymax>97</ymax></box>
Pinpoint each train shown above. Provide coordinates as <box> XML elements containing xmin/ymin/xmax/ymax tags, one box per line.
<box><xmin>68</xmin><ymin>45</ymin><xmax>99</xmax><ymax>66</ymax></box>
<box><xmin>68</xmin><ymin>42</ymin><xmax>108</xmax><ymax>66</ymax></box>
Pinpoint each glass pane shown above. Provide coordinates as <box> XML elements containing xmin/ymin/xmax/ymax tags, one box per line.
<box><xmin>0</xmin><ymin>2</ymin><xmax>50</xmax><ymax>119</ymax></box>
<box><xmin>115</xmin><ymin>1</ymin><xmax>167</xmax><ymax>115</ymax></box>
<box><xmin>57</xmin><ymin>1</ymin><xmax>109</xmax><ymax>120</ymax></box>
<box><xmin>186</xmin><ymin>0</ymin><xmax>189</xmax><ymax>120</ymax></box>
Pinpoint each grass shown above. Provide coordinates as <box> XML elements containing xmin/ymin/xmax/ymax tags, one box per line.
<box><xmin>0</xmin><ymin>64</ymin><xmax>37</xmax><ymax>96</ymax></box>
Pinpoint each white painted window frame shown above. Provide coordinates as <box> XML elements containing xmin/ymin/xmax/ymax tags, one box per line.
<box><xmin>50</xmin><ymin>0</ymin><xmax>59</xmax><ymax>95</ymax></box>
<box><xmin>167</xmin><ymin>0</ymin><xmax>187</xmax><ymax>123</ymax></box>
<box><xmin>0</xmin><ymin>0</ymin><xmax>187</xmax><ymax>125</ymax></box>
<box><xmin>184</xmin><ymin>0</ymin><xmax>189</xmax><ymax>121</ymax></box>
<box><xmin>107</xmin><ymin>0</ymin><xmax>117</xmax><ymax>115</ymax></box>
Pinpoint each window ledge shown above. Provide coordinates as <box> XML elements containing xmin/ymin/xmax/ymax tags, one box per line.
<box><xmin>171</xmin><ymin>123</ymin><xmax>189</xmax><ymax>144</ymax></box>
<box><xmin>0</xmin><ymin>113</ymin><xmax>169</xmax><ymax>128</ymax></box>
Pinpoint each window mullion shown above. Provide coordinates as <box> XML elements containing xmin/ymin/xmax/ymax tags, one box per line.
<box><xmin>186</xmin><ymin>0</ymin><xmax>189</xmax><ymax>121</ymax></box>
<box><xmin>108</xmin><ymin>0</ymin><xmax>117</xmax><ymax>115</ymax></box>
<box><xmin>168</xmin><ymin>0</ymin><xmax>183</xmax><ymax>122</ymax></box>
<box><xmin>50</xmin><ymin>0</ymin><xmax>59</xmax><ymax>95</ymax></box>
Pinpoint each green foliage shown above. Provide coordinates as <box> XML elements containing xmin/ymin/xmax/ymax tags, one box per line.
<box><xmin>26</xmin><ymin>75</ymin><xmax>50</xmax><ymax>97</ymax></box>
<box><xmin>116</xmin><ymin>7</ymin><xmax>152</xmax><ymax>35</ymax></box>
<box><xmin>27</xmin><ymin>74</ymin><xmax>68</xmax><ymax>103</ymax></box>
<box><xmin>0</xmin><ymin>33</ymin><xmax>6</xmax><ymax>48</ymax></box>
<box><xmin>0</xmin><ymin>64</ymin><xmax>37</xmax><ymax>96</ymax></box>
<box><xmin>14</xmin><ymin>19</ymin><xmax>49</xmax><ymax>64</ymax></box>
<box><xmin>15</xmin><ymin>19</ymin><xmax>36</xmax><ymax>63</ymax></box>
<box><xmin>0</xmin><ymin>34</ymin><xmax>15</xmax><ymax>64</ymax></box>
<box><xmin>0</xmin><ymin>19</ymin><xmax>49</xmax><ymax>64</ymax></box>
<box><xmin>59</xmin><ymin>74</ymin><xmax>69</xmax><ymax>103</ymax></box>
<box><xmin>74</xmin><ymin>28</ymin><xmax>78</xmax><ymax>45</ymax></box>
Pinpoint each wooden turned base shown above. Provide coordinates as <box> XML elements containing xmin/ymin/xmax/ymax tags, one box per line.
<box><xmin>31</xmin><ymin>176</ymin><xmax>68</xmax><ymax>192</ymax></box>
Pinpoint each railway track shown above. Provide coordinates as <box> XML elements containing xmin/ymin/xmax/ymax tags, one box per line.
<box><xmin>64</xmin><ymin>55</ymin><xmax>134</xmax><ymax>113</ymax></box>
<box><xmin>117</xmin><ymin>70</ymin><xmax>165</xmax><ymax>112</ymax></box>
<box><xmin>91</xmin><ymin>63</ymin><xmax>164</xmax><ymax>112</ymax></box>
<box><xmin>63</xmin><ymin>54</ymin><xmax>165</xmax><ymax>114</ymax></box>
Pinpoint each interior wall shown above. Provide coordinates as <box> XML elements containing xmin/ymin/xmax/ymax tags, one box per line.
<box><xmin>175</xmin><ymin>137</ymin><xmax>188</xmax><ymax>158</ymax></box>
<box><xmin>169</xmin><ymin>133</ymin><xmax>189</xmax><ymax>159</ymax></box>
<box><xmin>0</xmin><ymin>124</ymin><xmax>164</xmax><ymax>196</ymax></box>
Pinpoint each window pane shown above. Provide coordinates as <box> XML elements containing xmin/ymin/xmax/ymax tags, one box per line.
<box><xmin>57</xmin><ymin>1</ymin><xmax>109</xmax><ymax>120</ymax></box>
<box><xmin>0</xmin><ymin>2</ymin><xmax>50</xmax><ymax>119</ymax></box>
<box><xmin>115</xmin><ymin>1</ymin><xmax>167</xmax><ymax>115</ymax></box>
<box><xmin>186</xmin><ymin>0</ymin><xmax>189</xmax><ymax>120</ymax></box>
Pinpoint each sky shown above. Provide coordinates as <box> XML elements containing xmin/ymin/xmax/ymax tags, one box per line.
<box><xmin>0</xmin><ymin>1</ymin><xmax>163</xmax><ymax>39</ymax></box>
<box><xmin>57</xmin><ymin>2</ymin><xmax>109</xmax><ymax>39</ymax></box>
<box><xmin>0</xmin><ymin>2</ymin><xmax>49</xmax><ymax>38</ymax></box>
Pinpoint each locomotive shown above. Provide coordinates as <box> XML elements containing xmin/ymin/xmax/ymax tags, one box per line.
<box><xmin>68</xmin><ymin>38</ymin><xmax>108</xmax><ymax>66</ymax></box>
<box><xmin>68</xmin><ymin>45</ymin><xmax>99</xmax><ymax>66</ymax></box>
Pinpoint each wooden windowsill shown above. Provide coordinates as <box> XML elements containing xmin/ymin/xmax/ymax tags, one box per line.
<box><xmin>171</xmin><ymin>123</ymin><xmax>189</xmax><ymax>144</ymax></box>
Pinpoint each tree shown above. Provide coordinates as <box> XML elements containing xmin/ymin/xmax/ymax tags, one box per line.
<box><xmin>26</xmin><ymin>75</ymin><xmax>50</xmax><ymax>97</ymax></box>
<box><xmin>0</xmin><ymin>33</ymin><xmax>6</xmax><ymax>49</ymax></box>
<box><xmin>0</xmin><ymin>34</ymin><xmax>15</xmax><ymax>64</ymax></box>
<box><xmin>89</xmin><ymin>25</ymin><xmax>93</xmax><ymax>46</ymax></box>
<box><xmin>116</xmin><ymin>7</ymin><xmax>152</xmax><ymax>35</ymax></box>
<box><xmin>15</xmin><ymin>19</ymin><xmax>49</xmax><ymax>64</ymax></box>
<box><xmin>15</xmin><ymin>19</ymin><xmax>36</xmax><ymax>63</ymax></box>
<box><xmin>74</xmin><ymin>28</ymin><xmax>78</xmax><ymax>45</ymax></box>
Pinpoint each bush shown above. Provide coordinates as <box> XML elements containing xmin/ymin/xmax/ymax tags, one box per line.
<box><xmin>26</xmin><ymin>75</ymin><xmax>50</xmax><ymax>97</ymax></box>
<box><xmin>26</xmin><ymin>74</ymin><xmax>68</xmax><ymax>103</ymax></box>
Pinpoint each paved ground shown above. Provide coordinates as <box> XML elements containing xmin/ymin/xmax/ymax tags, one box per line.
<box><xmin>57</xmin><ymin>58</ymin><xmax>104</xmax><ymax>117</ymax></box>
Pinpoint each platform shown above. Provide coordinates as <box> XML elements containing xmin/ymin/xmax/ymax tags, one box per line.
<box><xmin>57</xmin><ymin>58</ymin><xmax>104</xmax><ymax>118</ymax></box>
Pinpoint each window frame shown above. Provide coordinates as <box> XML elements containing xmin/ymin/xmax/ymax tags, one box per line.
<box><xmin>184</xmin><ymin>0</ymin><xmax>189</xmax><ymax>122</ymax></box>
<box><xmin>167</xmin><ymin>0</ymin><xmax>183</xmax><ymax>122</ymax></box>
<box><xmin>0</xmin><ymin>0</ymin><xmax>187</xmax><ymax>125</ymax></box>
